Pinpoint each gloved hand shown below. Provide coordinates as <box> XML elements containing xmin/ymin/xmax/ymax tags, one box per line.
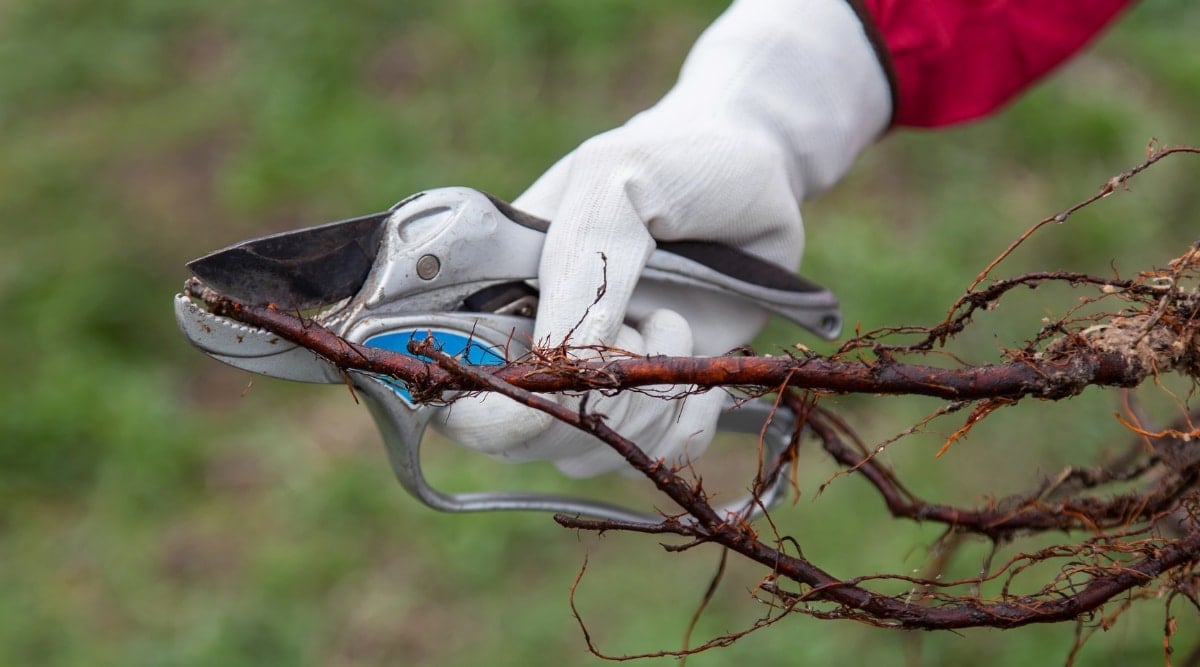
<box><xmin>435</xmin><ymin>0</ymin><xmax>892</xmax><ymax>477</ymax></box>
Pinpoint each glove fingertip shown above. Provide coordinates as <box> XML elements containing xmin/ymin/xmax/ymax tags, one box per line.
<box><xmin>639</xmin><ymin>308</ymin><xmax>694</xmax><ymax>357</ymax></box>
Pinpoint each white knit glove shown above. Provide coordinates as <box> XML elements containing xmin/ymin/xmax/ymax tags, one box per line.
<box><xmin>436</xmin><ymin>0</ymin><xmax>891</xmax><ymax>477</ymax></box>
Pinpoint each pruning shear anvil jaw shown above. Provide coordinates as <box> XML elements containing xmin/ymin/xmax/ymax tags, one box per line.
<box><xmin>177</xmin><ymin>187</ymin><xmax>839</xmax><ymax>524</ymax></box>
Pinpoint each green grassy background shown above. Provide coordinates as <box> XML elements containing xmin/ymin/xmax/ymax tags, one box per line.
<box><xmin>2</xmin><ymin>1</ymin><xmax>1198</xmax><ymax>665</ymax></box>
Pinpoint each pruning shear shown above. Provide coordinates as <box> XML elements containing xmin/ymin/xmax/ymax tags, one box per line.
<box><xmin>175</xmin><ymin>188</ymin><xmax>841</xmax><ymax>525</ymax></box>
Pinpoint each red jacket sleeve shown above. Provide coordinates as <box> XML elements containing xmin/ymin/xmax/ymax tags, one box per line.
<box><xmin>856</xmin><ymin>1</ymin><xmax>1135</xmax><ymax>128</ymax></box>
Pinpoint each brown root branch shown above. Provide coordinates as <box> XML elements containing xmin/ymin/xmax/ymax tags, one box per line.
<box><xmin>182</xmin><ymin>146</ymin><xmax>1200</xmax><ymax>653</ymax></box>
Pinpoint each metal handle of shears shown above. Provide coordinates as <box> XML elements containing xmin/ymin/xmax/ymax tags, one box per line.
<box><xmin>336</xmin><ymin>310</ymin><xmax>800</xmax><ymax>525</ymax></box>
<box><xmin>361</xmin><ymin>378</ymin><xmax>798</xmax><ymax>526</ymax></box>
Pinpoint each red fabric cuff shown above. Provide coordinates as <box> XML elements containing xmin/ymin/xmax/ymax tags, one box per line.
<box><xmin>860</xmin><ymin>0</ymin><xmax>1134</xmax><ymax>128</ymax></box>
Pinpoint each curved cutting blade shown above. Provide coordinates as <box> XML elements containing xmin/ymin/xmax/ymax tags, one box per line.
<box><xmin>187</xmin><ymin>210</ymin><xmax>390</xmax><ymax>309</ymax></box>
<box><xmin>174</xmin><ymin>293</ymin><xmax>343</xmax><ymax>383</ymax></box>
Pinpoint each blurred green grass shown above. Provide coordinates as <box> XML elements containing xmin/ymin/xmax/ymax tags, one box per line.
<box><xmin>1</xmin><ymin>1</ymin><xmax>1198</xmax><ymax>665</ymax></box>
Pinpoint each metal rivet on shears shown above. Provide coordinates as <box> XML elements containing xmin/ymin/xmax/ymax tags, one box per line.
<box><xmin>416</xmin><ymin>254</ymin><xmax>441</xmax><ymax>280</ymax></box>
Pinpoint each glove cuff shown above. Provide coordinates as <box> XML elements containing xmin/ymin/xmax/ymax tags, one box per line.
<box><xmin>635</xmin><ymin>0</ymin><xmax>893</xmax><ymax>201</ymax></box>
